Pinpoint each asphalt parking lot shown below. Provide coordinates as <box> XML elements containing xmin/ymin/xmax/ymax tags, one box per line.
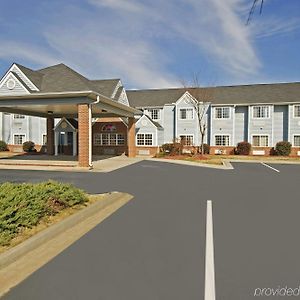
<box><xmin>1</xmin><ymin>161</ymin><xmax>300</xmax><ymax>300</ymax></box>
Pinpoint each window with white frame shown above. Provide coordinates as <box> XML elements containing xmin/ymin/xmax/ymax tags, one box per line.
<box><xmin>136</xmin><ymin>133</ymin><xmax>153</xmax><ymax>146</ymax></box>
<box><xmin>215</xmin><ymin>135</ymin><xmax>230</xmax><ymax>146</ymax></box>
<box><xmin>294</xmin><ymin>105</ymin><xmax>300</xmax><ymax>118</ymax></box>
<box><xmin>93</xmin><ymin>133</ymin><xmax>125</xmax><ymax>146</ymax></box>
<box><xmin>252</xmin><ymin>106</ymin><xmax>270</xmax><ymax>118</ymax></box>
<box><xmin>294</xmin><ymin>135</ymin><xmax>300</xmax><ymax>147</ymax></box>
<box><xmin>179</xmin><ymin>108</ymin><xmax>194</xmax><ymax>120</ymax></box>
<box><xmin>179</xmin><ymin>135</ymin><xmax>194</xmax><ymax>146</ymax></box>
<box><xmin>214</xmin><ymin>107</ymin><xmax>230</xmax><ymax>119</ymax></box>
<box><xmin>14</xmin><ymin>134</ymin><xmax>25</xmax><ymax>145</ymax></box>
<box><xmin>148</xmin><ymin>109</ymin><xmax>161</xmax><ymax>120</ymax></box>
<box><xmin>13</xmin><ymin>114</ymin><xmax>25</xmax><ymax>119</ymax></box>
<box><xmin>252</xmin><ymin>135</ymin><xmax>269</xmax><ymax>147</ymax></box>
<box><xmin>42</xmin><ymin>134</ymin><xmax>47</xmax><ymax>145</ymax></box>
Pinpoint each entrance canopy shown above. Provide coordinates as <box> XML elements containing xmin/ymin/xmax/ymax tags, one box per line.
<box><xmin>0</xmin><ymin>91</ymin><xmax>140</xmax><ymax>118</ymax></box>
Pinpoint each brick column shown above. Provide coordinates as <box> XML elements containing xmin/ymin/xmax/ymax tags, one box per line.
<box><xmin>127</xmin><ymin>117</ymin><xmax>136</xmax><ymax>157</ymax></box>
<box><xmin>46</xmin><ymin>117</ymin><xmax>54</xmax><ymax>155</ymax></box>
<box><xmin>78</xmin><ymin>104</ymin><xmax>92</xmax><ymax>168</ymax></box>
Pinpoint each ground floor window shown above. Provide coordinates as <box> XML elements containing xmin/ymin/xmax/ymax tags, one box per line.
<box><xmin>137</xmin><ymin>133</ymin><xmax>153</xmax><ymax>146</ymax></box>
<box><xmin>179</xmin><ymin>135</ymin><xmax>194</xmax><ymax>146</ymax></box>
<box><xmin>93</xmin><ymin>133</ymin><xmax>125</xmax><ymax>146</ymax></box>
<box><xmin>215</xmin><ymin>135</ymin><xmax>230</xmax><ymax>146</ymax></box>
<box><xmin>252</xmin><ymin>135</ymin><xmax>269</xmax><ymax>147</ymax></box>
<box><xmin>294</xmin><ymin>135</ymin><xmax>300</xmax><ymax>147</ymax></box>
<box><xmin>14</xmin><ymin>134</ymin><xmax>25</xmax><ymax>145</ymax></box>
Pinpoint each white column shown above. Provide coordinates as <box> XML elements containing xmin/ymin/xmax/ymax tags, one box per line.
<box><xmin>54</xmin><ymin>131</ymin><xmax>59</xmax><ymax>156</ymax></box>
<box><xmin>205</xmin><ymin>200</ymin><xmax>216</xmax><ymax>300</ymax></box>
<box><xmin>73</xmin><ymin>131</ymin><xmax>77</xmax><ymax>156</ymax></box>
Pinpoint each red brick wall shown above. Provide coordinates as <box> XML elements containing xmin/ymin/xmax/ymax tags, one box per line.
<box><xmin>78</xmin><ymin>104</ymin><xmax>90</xmax><ymax>167</ymax></box>
<box><xmin>127</xmin><ymin>117</ymin><xmax>136</xmax><ymax>157</ymax></box>
<box><xmin>209</xmin><ymin>146</ymin><xmax>235</xmax><ymax>155</ymax></box>
<box><xmin>136</xmin><ymin>146</ymin><xmax>159</xmax><ymax>156</ymax></box>
<box><xmin>46</xmin><ymin>117</ymin><xmax>54</xmax><ymax>155</ymax></box>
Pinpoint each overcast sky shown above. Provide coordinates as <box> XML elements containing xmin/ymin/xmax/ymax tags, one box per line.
<box><xmin>0</xmin><ymin>0</ymin><xmax>299</xmax><ymax>89</ymax></box>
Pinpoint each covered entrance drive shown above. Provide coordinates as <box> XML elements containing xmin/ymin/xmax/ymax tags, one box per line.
<box><xmin>0</xmin><ymin>91</ymin><xmax>141</xmax><ymax>168</ymax></box>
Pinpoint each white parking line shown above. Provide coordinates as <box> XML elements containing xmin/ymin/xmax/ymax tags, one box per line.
<box><xmin>261</xmin><ymin>162</ymin><xmax>280</xmax><ymax>173</ymax></box>
<box><xmin>205</xmin><ymin>200</ymin><xmax>216</xmax><ymax>300</ymax></box>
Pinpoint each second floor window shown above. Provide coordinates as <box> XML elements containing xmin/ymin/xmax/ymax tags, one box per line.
<box><xmin>148</xmin><ymin>109</ymin><xmax>161</xmax><ymax>120</ymax></box>
<box><xmin>214</xmin><ymin>107</ymin><xmax>230</xmax><ymax>119</ymax></box>
<box><xmin>14</xmin><ymin>114</ymin><xmax>25</xmax><ymax>119</ymax></box>
<box><xmin>179</xmin><ymin>108</ymin><xmax>194</xmax><ymax>120</ymax></box>
<box><xmin>294</xmin><ymin>105</ymin><xmax>300</xmax><ymax>118</ymax></box>
<box><xmin>252</xmin><ymin>106</ymin><xmax>270</xmax><ymax>118</ymax></box>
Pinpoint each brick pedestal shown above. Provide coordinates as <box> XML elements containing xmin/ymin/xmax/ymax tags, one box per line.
<box><xmin>127</xmin><ymin>117</ymin><xmax>136</xmax><ymax>157</ymax></box>
<box><xmin>46</xmin><ymin>117</ymin><xmax>54</xmax><ymax>155</ymax></box>
<box><xmin>78</xmin><ymin>104</ymin><xmax>92</xmax><ymax>167</ymax></box>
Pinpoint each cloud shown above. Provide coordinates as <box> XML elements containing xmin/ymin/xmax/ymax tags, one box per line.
<box><xmin>88</xmin><ymin>0</ymin><xmax>145</xmax><ymax>13</ymax></box>
<box><xmin>250</xmin><ymin>17</ymin><xmax>300</xmax><ymax>39</ymax></box>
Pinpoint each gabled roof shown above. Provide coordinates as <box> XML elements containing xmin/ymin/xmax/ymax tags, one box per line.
<box><xmin>90</xmin><ymin>79</ymin><xmax>120</xmax><ymax>98</ymax></box>
<box><xmin>137</xmin><ymin>114</ymin><xmax>163</xmax><ymax>129</ymax></box>
<box><xmin>15</xmin><ymin>63</ymin><xmax>43</xmax><ymax>89</ymax></box>
<box><xmin>127</xmin><ymin>82</ymin><xmax>300</xmax><ymax>106</ymax></box>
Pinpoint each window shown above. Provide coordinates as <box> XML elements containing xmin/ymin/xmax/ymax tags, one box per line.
<box><xmin>215</xmin><ymin>135</ymin><xmax>230</xmax><ymax>146</ymax></box>
<box><xmin>179</xmin><ymin>108</ymin><xmax>194</xmax><ymax>120</ymax></box>
<box><xmin>214</xmin><ymin>107</ymin><xmax>230</xmax><ymax>119</ymax></box>
<box><xmin>13</xmin><ymin>114</ymin><xmax>25</xmax><ymax>119</ymax></box>
<box><xmin>294</xmin><ymin>105</ymin><xmax>300</xmax><ymax>118</ymax></box>
<box><xmin>136</xmin><ymin>133</ymin><xmax>153</xmax><ymax>146</ymax></box>
<box><xmin>179</xmin><ymin>135</ymin><xmax>194</xmax><ymax>146</ymax></box>
<box><xmin>14</xmin><ymin>134</ymin><xmax>25</xmax><ymax>145</ymax></box>
<box><xmin>294</xmin><ymin>135</ymin><xmax>300</xmax><ymax>147</ymax></box>
<box><xmin>42</xmin><ymin>134</ymin><xmax>47</xmax><ymax>145</ymax></box>
<box><xmin>252</xmin><ymin>106</ymin><xmax>270</xmax><ymax>118</ymax></box>
<box><xmin>93</xmin><ymin>133</ymin><xmax>125</xmax><ymax>146</ymax></box>
<box><xmin>148</xmin><ymin>109</ymin><xmax>161</xmax><ymax>120</ymax></box>
<box><xmin>252</xmin><ymin>135</ymin><xmax>269</xmax><ymax>147</ymax></box>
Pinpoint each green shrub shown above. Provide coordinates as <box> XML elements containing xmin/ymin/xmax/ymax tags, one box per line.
<box><xmin>161</xmin><ymin>142</ymin><xmax>182</xmax><ymax>155</ymax></box>
<box><xmin>235</xmin><ymin>141</ymin><xmax>251</xmax><ymax>155</ymax></box>
<box><xmin>0</xmin><ymin>180</ymin><xmax>88</xmax><ymax>246</ymax></box>
<box><xmin>274</xmin><ymin>141</ymin><xmax>291</xmax><ymax>156</ymax></box>
<box><xmin>0</xmin><ymin>140</ymin><xmax>8</xmax><ymax>151</ymax></box>
<box><xmin>23</xmin><ymin>141</ymin><xmax>36</xmax><ymax>152</ymax></box>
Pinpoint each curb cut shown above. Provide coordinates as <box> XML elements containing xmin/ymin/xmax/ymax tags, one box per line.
<box><xmin>0</xmin><ymin>192</ymin><xmax>133</xmax><ymax>270</ymax></box>
<box><xmin>147</xmin><ymin>158</ymin><xmax>233</xmax><ymax>170</ymax></box>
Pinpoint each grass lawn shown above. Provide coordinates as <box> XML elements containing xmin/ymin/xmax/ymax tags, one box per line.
<box><xmin>0</xmin><ymin>181</ymin><xmax>105</xmax><ymax>253</ymax></box>
<box><xmin>156</xmin><ymin>153</ymin><xmax>300</xmax><ymax>165</ymax></box>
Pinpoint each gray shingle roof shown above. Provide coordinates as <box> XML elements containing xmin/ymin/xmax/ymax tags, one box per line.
<box><xmin>14</xmin><ymin>63</ymin><xmax>120</xmax><ymax>97</ymax></box>
<box><xmin>127</xmin><ymin>82</ymin><xmax>300</xmax><ymax>107</ymax></box>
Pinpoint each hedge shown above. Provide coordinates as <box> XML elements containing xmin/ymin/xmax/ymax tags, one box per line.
<box><xmin>235</xmin><ymin>141</ymin><xmax>251</xmax><ymax>155</ymax></box>
<box><xmin>274</xmin><ymin>141</ymin><xmax>292</xmax><ymax>156</ymax></box>
<box><xmin>0</xmin><ymin>181</ymin><xmax>88</xmax><ymax>246</ymax></box>
<box><xmin>0</xmin><ymin>140</ymin><xmax>8</xmax><ymax>151</ymax></box>
<box><xmin>23</xmin><ymin>141</ymin><xmax>36</xmax><ymax>152</ymax></box>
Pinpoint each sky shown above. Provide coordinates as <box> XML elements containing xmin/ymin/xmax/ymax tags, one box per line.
<box><xmin>0</xmin><ymin>0</ymin><xmax>299</xmax><ymax>89</ymax></box>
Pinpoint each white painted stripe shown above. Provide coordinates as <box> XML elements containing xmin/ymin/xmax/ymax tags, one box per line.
<box><xmin>205</xmin><ymin>200</ymin><xmax>216</xmax><ymax>300</ymax></box>
<box><xmin>261</xmin><ymin>162</ymin><xmax>280</xmax><ymax>173</ymax></box>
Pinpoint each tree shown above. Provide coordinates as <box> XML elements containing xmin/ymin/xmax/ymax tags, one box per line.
<box><xmin>181</xmin><ymin>76</ymin><xmax>213</xmax><ymax>155</ymax></box>
<box><xmin>247</xmin><ymin>0</ymin><xmax>264</xmax><ymax>25</ymax></box>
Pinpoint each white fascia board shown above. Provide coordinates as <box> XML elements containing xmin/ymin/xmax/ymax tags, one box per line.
<box><xmin>0</xmin><ymin>72</ymin><xmax>30</xmax><ymax>94</ymax></box>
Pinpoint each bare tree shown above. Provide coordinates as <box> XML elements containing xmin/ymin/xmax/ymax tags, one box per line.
<box><xmin>181</xmin><ymin>76</ymin><xmax>213</xmax><ymax>155</ymax></box>
<box><xmin>247</xmin><ymin>0</ymin><xmax>264</xmax><ymax>25</ymax></box>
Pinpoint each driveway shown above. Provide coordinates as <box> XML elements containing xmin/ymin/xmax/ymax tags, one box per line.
<box><xmin>1</xmin><ymin>161</ymin><xmax>300</xmax><ymax>299</ymax></box>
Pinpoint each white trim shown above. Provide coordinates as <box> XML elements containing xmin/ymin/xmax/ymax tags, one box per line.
<box><xmin>178</xmin><ymin>107</ymin><xmax>194</xmax><ymax>120</ymax></box>
<box><xmin>174</xmin><ymin>91</ymin><xmax>197</xmax><ymax>105</ymax></box>
<box><xmin>288</xmin><ymin>105</ymin><xmax>291</xmax><ymax>143</ymax></box>
<box><xmin>271</xmin><ymin>105</ymin><xmax>274</xmax><ymax>146</ymax></box>
<box><xmin>12</xmin><ymin>133</ymin><xmax>26</xmax><ymax>145</ymax></box>
<box><xmin>88</xmin><ymin>104</ymin><xmax>92</xmax><ymax>167</ymax></box>
<box><xmin>293</xmin><ymin>104</ymin><xmax>300</xmax><ymax>118</ymax></box>
<box><xmin>251</xmin><ymin>134</ymin><xmax>270</xmax><ymax>147</ymax></box>
<box><xmin>251</xmin><ymin>105</ymin><xmax>271</xmax><ymax>119</ymax></box>
<box><xmin>247</xmin><ymin>106</ymin><xmax>250</xmax><ymax>142</ymax></box>
<box><xmin>292</xmin><ymin>134</ymin><xmax>300</xmax><ymax>147</ymax></box>
<box><xmin>232</xmin><ymin>106</ymin><xmax>235</xmax><ymax>145</ymax></box>
<box><xmin>136</xmin><ymin>132</ymin><xmax>154</xmax><ymax>147</ymax></box>
<box><xmin>213</xmin><ymin>106</ymin><xmax>231</xmax><ymax>120</ymax></box>
<box><xmin>213</xmin><ymin>134</ymin><xmax>231</xmax><ymax>146</ymax></box>
<box><xmin>0</xmin><ymin>72</ymin><xmax>30</xmax><ymax>94</ymax></box>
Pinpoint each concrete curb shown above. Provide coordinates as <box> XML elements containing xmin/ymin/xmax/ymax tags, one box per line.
<box><xmin>0</xmin><ymin>192</ymin><xmax>133</xmax><ymax>270</ymax></box>
<box><xmin>227</xmin><ymin>159</ymin><xmax>300</xmax><ymax>165</ymax></box>
<box><xmin>148</xmin><ymin>158</ymin><xmax>233</xmax><ymax>170</ymax></box>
